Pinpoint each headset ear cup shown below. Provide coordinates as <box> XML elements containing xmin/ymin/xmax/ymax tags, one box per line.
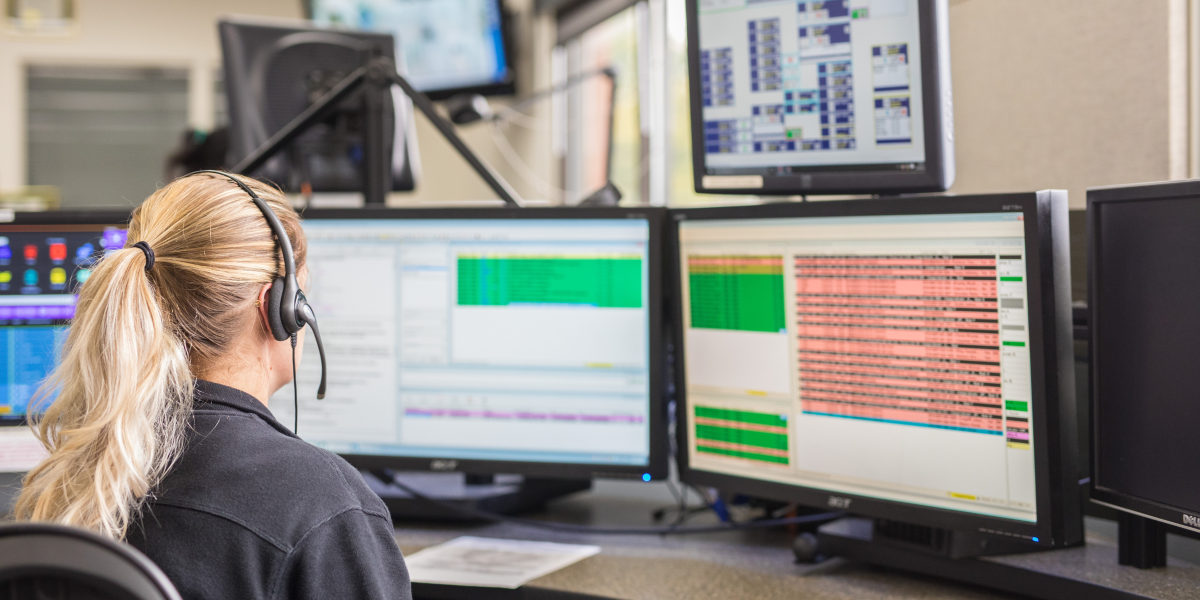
<box><xmin>267</xmin><ymin>277</ymin><xmax>289</xmax><ymax>341</ymax></box>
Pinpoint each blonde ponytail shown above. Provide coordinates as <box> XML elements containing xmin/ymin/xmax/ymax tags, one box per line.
<box><xmin>14</xmin><ymin>173</ymin><xmax>306</xmax><ymax>539</ymax></box>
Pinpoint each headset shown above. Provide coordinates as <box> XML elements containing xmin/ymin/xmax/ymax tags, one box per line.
<box><xmin>189</xmin><ymin>171</ymin><xmax>328</xmax><ymax>428</ymax></box>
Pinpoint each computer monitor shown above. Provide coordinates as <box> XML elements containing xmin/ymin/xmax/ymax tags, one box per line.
<box><xmin>270</xmin><ymin>208</ymin><xmax>667</xmax><ymax>480</ymax></box>
<box><xmin>219</xmin><ymin>17</ymin><xmax>420</xmax><ymax>193</ymax></box>
<box><xmin>1088</xmin><ymin>180</ymin><xmax>1200</xmax><ymax>532</ymax></box>
<box><xmin>686</xmin><ymin>0</ymin><xmax>954</xmax><ymax>195</ymax></box>
<box><xmin>306</xmin><ymin>0</ymin><xmax>515</xmax><ymax>99</ymax></box>
<box><xmin>0</xmin><ymin>211</ymin><xmax>130</xmax><ymax>426</ymax></box>
<box><xmin>670</xmin><ymin>192</ymin><xmax>1081</xmax><ymax>547</ymax></box>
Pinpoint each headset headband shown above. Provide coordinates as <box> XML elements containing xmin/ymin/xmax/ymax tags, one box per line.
<box><xmin>188</xmin><ymin>170</ymin><xmax>296</xmax><ymax>276</ymax></box>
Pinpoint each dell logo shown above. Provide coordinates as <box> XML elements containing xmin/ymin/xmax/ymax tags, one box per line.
<box><xmin>430</xmin><ymin>459</ymin><xmax>458</xmax><ymax>471</ymax></box>
<box><xmin>828</xmin><ymin>496</ymin><xmax>852</xmax><ymax>509</ymax></box>
<box><xmin>1184</xmin><ymin>514</ymin><xmax>1200</xmax><ymax>528</ymax></box>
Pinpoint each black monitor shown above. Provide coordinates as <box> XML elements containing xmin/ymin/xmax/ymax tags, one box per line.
<box><xmin>1088</xmin><ymin>180</ymin><xmax>1200</xmax><ymax>531</ymax></box>
<box><xmin>0</xmin><ymin>211</ymin><xmax>131</xmax><ymax>426</ymax></box>
<box><xmin>270</xmin><ymin>207</ymin><xmax>668</xmax><ymax>481</ymax></box>
<box><xmin>670</xmin><ymin>192</ymin><xmax>1081</xmax><ymax>547</ymax></box>
<box><xmin>686</xmin><ymin>0</ymin><xmax>954</xmax><ymax>195</ymax></box>
<box><xmin>218</xmin><ymin>17</ymin><xmax>420</xmax><ymax>193</ymax></box>
<box><xmin>305</xmin><ymin>0</ymin><xmax>515</xmax><ymax>99</ymax></box>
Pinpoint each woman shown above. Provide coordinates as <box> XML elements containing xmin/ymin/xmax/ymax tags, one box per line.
<box><xmin>13</xmin><ymin>172</ymin><xmax>412</xmax><ymax>600</ymax></box>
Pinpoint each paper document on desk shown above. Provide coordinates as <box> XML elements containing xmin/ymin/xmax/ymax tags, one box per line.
<box><xmin>404</xmin><ymin>536</ymin><xmax>601</xmax><ymax>589</ymax></box>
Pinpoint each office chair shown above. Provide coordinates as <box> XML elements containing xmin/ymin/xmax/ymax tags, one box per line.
<box><xmin>0</xmin><ymin>523</ymin><xmax>181</xmax><ymax>600</ymax></box>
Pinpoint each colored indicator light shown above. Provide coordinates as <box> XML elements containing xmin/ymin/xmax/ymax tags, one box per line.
<box><xmin>76</xmin><ymin>243</ymin><xmax>94</xmax><ymax>262</ymax></box>
<box><xmin>50</xmin><ymin>268</ymin><xmax>66</xmax><ymax>285</ymax></box>
<box><xmin>49</xmin><ymin>243</ymin><xmax>67</xmax><ymax>262</ymax></box>
<box><xmin>642</xmin><ymin>473</ymin><xmax>651</xmax><ymax>482</ymax></box>
<box><xmin>0</xmin><ymin>271</ymin><xmax>11</xmax><ymax>283</ymax></box>
<box><xmin>102</xmin><ymin>229</ymin><xmax>127</xmax><ymax>250</ymax></box>
<box><xmin>24</xmin><ymin>269</ymin><xmax>37</xmax><ymax>286</ymax></box>
<box><xmin>23</xmin><ymin>245</ymin><xmax>37</xmax><ymax>262</ymax></box>
<box><xmin>1032</xmin><ymin>537</ymin><xmax>1039</xmax><ymax>543</ymax></box>
<box><xmin>76</xmin><ymin>268</ymin><xmax>91</xmax><ymax>283</ymax></box>
<box><xmin>0</xmin><ymin>246</ymin><xmax>10</xmax><ymax>261</ymax></box>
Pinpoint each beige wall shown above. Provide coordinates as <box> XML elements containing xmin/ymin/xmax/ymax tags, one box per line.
<box><xmin>0</xmin><ymin>0</ymin><xmax>556</xmax><ymax>204</ymax></box>
<box><xmin>0</xmin><ymin>0</ymin><xmax>298</xmax><ymax>192</ymax></box>
<box><xmin>946</xmin><ymin>0</ymin><xmax>1193</xmax><ymax>208</ymax></box>
<box><xmin>0</xmin><ymin>0</ymin><xmax>1195</xmax><ymax>208</ymax></box>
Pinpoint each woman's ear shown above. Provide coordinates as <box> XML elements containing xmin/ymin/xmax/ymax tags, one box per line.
<box><xmin>256</xmin><ymin>282</ymin><xmax>273</xmax><ymax>336</ymax></box>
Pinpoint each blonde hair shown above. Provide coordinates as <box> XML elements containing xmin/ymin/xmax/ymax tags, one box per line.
<box><xmin>13</xmin><ymin>172</ymin><xmax>306</xmax><ymax>540</ymax></box>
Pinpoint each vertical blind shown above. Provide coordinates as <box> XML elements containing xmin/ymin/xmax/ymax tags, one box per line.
<box><xmin>26</xmin><ymin>65</ymin><xmax>189</xmax><ymax>208</ymax></box>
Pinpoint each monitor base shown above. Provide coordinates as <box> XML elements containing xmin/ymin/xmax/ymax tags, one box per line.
<box><xmin>363</xmin><ymin>470</ymin><xmax>591</xmax><ymax>522</ymax></box>
<box><xmin>818</xmin><ymin>516</ymin><xmax>1043</xmax><ymax>560</ymax></box>
<box><xmin>815</xmin><ymin>517</ymin><xmax>1150</xmax><ymax>599</ymax></box>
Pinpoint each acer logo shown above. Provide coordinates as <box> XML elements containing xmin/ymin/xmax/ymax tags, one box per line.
<box><xmin>1184</xmin><ymin>514</ymin><xmax>1200</xmax><ymax>528</ymax></box>
<box><xmin>430</xmin><ymin>459</ymin><xmax>459</xmax><ymax>471</ymax></box>
<box><xmin>828</xmin><ymin>496</ymin><xmax>852</xmax><ymax>509</ymax></box>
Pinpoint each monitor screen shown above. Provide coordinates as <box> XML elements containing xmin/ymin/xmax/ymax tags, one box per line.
<box><xmin>687</xmin><ymin>0</ymin><xmax>953</xmax><ymax>194</ymax></box>
<box><xmin>309</xmin><ymin>0</ymin><xmax>512</xmax><ymax>96</ymax></box>
<box><xmin>272</xmin><ymin>213</ymin><xmax>659</xmax><ymax>475</ymax></box>
<box><xmin>1090</xmin><ymin>186</ymin><xmax>1200</xmax><ymax>528</ymax></box>
<box><xmin>0</xmin><ymin>223</ymin><xmax>128</xmax><ymax>425</ymax></box>
<box><xmin>677</xmin><ymin>210</ymin><xmax>1038</xmax><ymax>522</ymax></box>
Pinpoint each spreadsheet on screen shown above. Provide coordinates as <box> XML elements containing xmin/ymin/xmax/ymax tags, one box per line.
<box><xmin>679</xmin><ymin>212</ymin><xmax>1037</xmax><ymax>522</ymax></box>
<box><xmin>272</xmin><ymin>219</ymin><xmax>653</xmax><ymax>468</ymax></box>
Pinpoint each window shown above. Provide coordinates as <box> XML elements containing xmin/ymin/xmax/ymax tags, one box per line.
<box><xmin>665</xmin><ymin>0</ymin><xmax>756</xmax><ymax>205</ymax></box>
<box><xmin>26</xmin><ymin>65</ymin><xmax>189</xmax><ymax>208</ymax></box>
<box><xmin>560</xmin><ymin>6</ymin><xmax>644</xmax><ymax>205</ymax></box>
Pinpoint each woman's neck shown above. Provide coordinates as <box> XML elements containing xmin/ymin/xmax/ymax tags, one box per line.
<box><xmin>194</xmin><ymin>362</ymin><xmax>270</xmax><ymax>406</ymax></box>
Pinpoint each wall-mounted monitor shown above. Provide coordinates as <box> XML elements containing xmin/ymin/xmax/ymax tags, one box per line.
<box><xmin>686</xmin><ymin>0</ymin><xmax>954</xmax><ymax>195</ymax></box>
<box><xmin>307</xmin><ymin>0</ymin><xmax>515</xmax><ymax>99</ymax></box>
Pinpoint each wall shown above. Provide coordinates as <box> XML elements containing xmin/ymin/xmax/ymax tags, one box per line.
<box><xmin>0</xmin><ymin>0</ymin><xmax>557</xmax><ymax>205</ymax></box>
<box><xmin>945</xmin><ymin>0</ymin><xmax>1194</xmax><ymax>208</ymax></box>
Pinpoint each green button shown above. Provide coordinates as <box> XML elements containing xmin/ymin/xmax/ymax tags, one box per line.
<box><xmin>1000</xmin><ymin>276</ymin><xmax>1023</xmax><ymax>281</ymax></box>
<box><xmin>1006</xmin><ymin>401</ymin><xmax>1029</xmax><ymax>412</ymax></box>
<box><xmin>1003</xmin><ymin>341</ymin><xmax>1026</xmax><ymax>347</ymax></box>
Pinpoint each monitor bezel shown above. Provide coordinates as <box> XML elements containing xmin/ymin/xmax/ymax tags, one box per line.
<box><xmin>0</xmin><ymin>209</ymin><xmax>133</xmax><ymax>427</ymax></box>
<box><xmin>669</xmin><ymin>192</ymin><xmax>1081</xmax><ymax>547</ymax></box>
<box><xmin>298</xmin><ymin>206</ymin><xmax>669</xmax><ymax>481</ymax></box>
<box><xmin>685</xmin><ymin>0</ymin><xmax>955</xmax><ymax>196</ymax></box>
<box><xmin>1087</xmin><ymin>179</ymin><xmax>1200</xmax><ymax>533</ymax></box>
<box><xmin>301</xmin><ymin>0</ymin><xmax>517</xmax><ymax>100</ymax></box>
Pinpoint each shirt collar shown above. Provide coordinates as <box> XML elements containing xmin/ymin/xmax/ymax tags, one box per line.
<box><xmin>193</xmin><ymin>380</ymin><xmax>298</xmax><ymax>439</ymax></box>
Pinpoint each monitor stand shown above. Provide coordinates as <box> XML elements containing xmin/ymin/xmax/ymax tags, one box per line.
<box><xmin>362</xmin><ymin>469</ymin><xmax>591</xmax><ymax>522</ymax></box>
<box><xmin>1117</xmin><ymin>512</ymin><xmax>1168</xmax><ymax>569</ymax></box>
<box><xmin>810</xmin><ymin>517</ymin><xmax>1147</xmax><ymax>599</ymax></box>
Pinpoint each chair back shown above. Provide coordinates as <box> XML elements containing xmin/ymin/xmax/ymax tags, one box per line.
<box><xmin>0</xmin><ymin>522</ymin><xmax>181</xmax><ymax>600</ymax></box>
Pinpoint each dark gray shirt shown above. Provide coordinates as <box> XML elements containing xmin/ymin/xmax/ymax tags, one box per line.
<box><xmin>126</xmin><ymin>380</ymin><xmax>411</xmax><ymax>600</ymax></box>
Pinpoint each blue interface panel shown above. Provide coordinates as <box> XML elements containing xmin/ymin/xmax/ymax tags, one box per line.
<box><xmin>698</xmin><ymin>0</ymin><xmax>926</xmax><ymax>171</ymax></box>
<box><xmin>0</xmin><ymin>225</ymin><xmax>126</xmax><ymax>425</ymax></box>
<box><xmin>272</xmin><ymin>219</ymin><xmax>653</xmax><ymax>468</ymax></box>
<box><xmin>311</xmin><ymin>0</ymin><xmax>510</xmax><ymax>93</ymax></box>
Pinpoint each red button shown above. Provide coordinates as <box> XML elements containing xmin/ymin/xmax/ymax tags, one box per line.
<box><xmin>24</xmin><ymin>245</ymin><xmax>37</xmax><ymax>261</ymax></box>
<box><xmin>49</xmin><ymin>243</ymin><xmax>66</xmax><ymax>262</ymax></box>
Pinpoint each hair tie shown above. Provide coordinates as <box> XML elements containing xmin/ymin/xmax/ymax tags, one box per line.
<box><xmin>132</xmin><ymin>241</ymin><xmax>155</xmax><ymax>271</ymax></box>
